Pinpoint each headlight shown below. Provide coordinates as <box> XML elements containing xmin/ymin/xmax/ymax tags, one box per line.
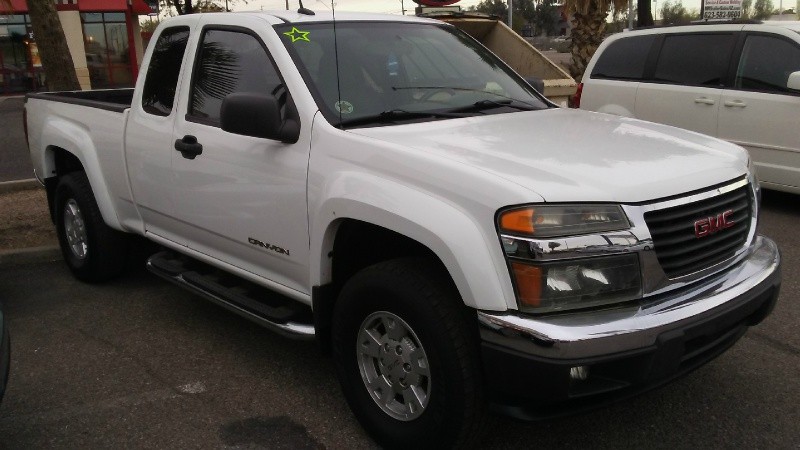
<box><xmin>498</xmin><ymin>204</ymin><xmax>641</xmax><ymax>313</ymax></box>
<box><xmin>499</xmin><ymin>204</ymin><xmax>629</xmax><ymax>238</ymax></box>
<box><xmin>509</xmin><ymin>254</ymin><xmax>642</xmax><ymax>313</ymax></box>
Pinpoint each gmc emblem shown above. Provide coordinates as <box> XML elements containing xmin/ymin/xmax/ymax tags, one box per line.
<box><xmin>694</xmin><ymin>210</ymin><xmax>735</xmax><ymax>238</ymax></box>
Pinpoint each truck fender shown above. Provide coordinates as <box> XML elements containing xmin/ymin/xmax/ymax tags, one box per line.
<box><xmin>39</xmin><ymin>118</ymin><xmax>123</xmax><ymax>230</ymax></box>
<box><xmin>310</xmin><ymin>174</ymin><xmax>516</xmax><ymax>312</ymax></box>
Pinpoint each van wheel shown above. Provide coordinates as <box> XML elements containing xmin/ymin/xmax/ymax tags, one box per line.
<box><xmin>54</xmin><ymin>172</ymin><xmax>128</xmax><ymax>282</ymax></box>
<box><xmin>332</xmin><ymin>258</ymin><xmax>487</xmax><ymax>449</ymax></box>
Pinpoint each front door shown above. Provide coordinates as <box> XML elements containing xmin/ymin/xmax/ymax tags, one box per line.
<box><xmin>170</xmin><ymin>25</ymin><xmax>311</xmax><ymax>294</ymax></box>
<box><xmin>635</xmin><ymin>33</ymin><xmax>737</xmax><ymax>137</ymax></box>
<box><xmin>718</xmin><ymin>32</ymin><xmax>800</xmax><ymax>191</ymax></box>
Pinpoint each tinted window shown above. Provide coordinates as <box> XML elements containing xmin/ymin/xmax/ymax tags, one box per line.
<box><xmin>188</xmin><ymin>29</ymin><xmax>282</xmax><ymax>125</ymax></box>
<box><xmin>276</xmin><ymin>22</ymin><xmax>547</xmax><ymax>128</ymax></box>
<box><xmin>735</xmin><ymin>35</ymin><xmax>800</xmax><ymax>93</ymax></box>
<box><xmin>653</xmin><ymin>34</ymin><xmax>735</xmax><ymax>86</ymax></box>
<box><xmin>591</xmin><ymin>35</ymin><xmax>655</xmax><ymax>80</ymax></box>
<box><xmin>141</xmin><ymin>26</ymin><xmax>190</xmax><ymax>116</ymax></box>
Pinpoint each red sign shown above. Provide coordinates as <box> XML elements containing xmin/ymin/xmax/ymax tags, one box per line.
<box><xmin>694</xmin><ymin>210</ymin><xmax>735</xmax><ymax>238</ymax></box>
<box><xmin>413</xmin><ymin>0</ymin><xmax>462</xmax><ymax>5</ymax></box>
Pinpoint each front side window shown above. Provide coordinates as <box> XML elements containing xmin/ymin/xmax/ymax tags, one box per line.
<box><xmin>188</xmin><ymin>29</ymin><xmax>282</xmax><ymax>125</ymax></box>
<box><xmin>653</xmin><ymin>33</ymin><xmax>736</xmax><ymax>86</ymax></box>
<box><xmin>276</xmin><ymin>22</ymin><xmax>548</xmax><ymax>128</ymax></box>
<box><xmin>591</xmin><ymin>35</ymin><xmax>655</xmax><ymax>80</ymax></box>
<box><xmin>735</xmin><ymin>35</ymin><xmax>800</xmax><ymax>94</ymax></box>
<box><xmin>141</xmin><ymin>26</ymin><xmax>190</xmax><ymax>116</ymax></box>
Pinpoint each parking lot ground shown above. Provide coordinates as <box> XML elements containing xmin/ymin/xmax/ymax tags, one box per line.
<box><xmin>0</xmin><ymin>190</ymin><xmax>798</xmax><ymax>448</ymax></box>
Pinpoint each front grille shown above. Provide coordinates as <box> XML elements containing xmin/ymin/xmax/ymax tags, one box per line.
<box><xmin>644</xmin><ymin>184</ymin><xmax>752</xmax><ymax>278</ymax></box>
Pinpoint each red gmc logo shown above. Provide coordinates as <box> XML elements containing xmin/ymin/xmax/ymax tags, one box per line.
<box><xmin>694</xmin><ymin>210</ymin><xmax>735</xmax><ymax>238</ymax></box>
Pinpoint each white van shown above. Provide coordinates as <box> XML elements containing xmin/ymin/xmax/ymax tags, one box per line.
<box><xmin>578</xmin><ymin>21</ymin><xmax>800</xmax><ymax>194</ymax></box>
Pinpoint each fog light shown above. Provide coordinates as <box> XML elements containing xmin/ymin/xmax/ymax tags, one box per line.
<box><xmin>570</xmin><ymin>365</ymin><xmax>589</xmax><ymax>381</ymax></box>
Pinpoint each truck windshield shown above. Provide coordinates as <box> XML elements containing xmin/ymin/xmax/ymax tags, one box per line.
<box><xmin>275</xmin><ymin>21</ymin><xmax>549</xmax><ymax>128</ymax></box>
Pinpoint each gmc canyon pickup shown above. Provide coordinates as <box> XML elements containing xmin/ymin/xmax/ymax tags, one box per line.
<box><xmin>26</xmin><ymin>11</ymin><xmax>781</xmax><ymax>448</ymax></box>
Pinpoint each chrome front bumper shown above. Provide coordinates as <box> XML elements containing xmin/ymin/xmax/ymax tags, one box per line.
<box><xmin>478</xmin><ymin>235</ymin><xmax>781</xmax><ymax>360</ymax></box>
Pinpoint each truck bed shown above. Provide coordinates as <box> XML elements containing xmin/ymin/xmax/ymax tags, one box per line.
<box><xmin>26</xmin><ymin>88</ymin><xmax>133</xmax><ymax>113</ymax></box>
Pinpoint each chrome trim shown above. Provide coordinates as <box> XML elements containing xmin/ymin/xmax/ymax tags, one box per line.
<box><xmin>479</xmin><ymin>236</ymin><xmax>780</xmax><ymax>359</ymax></box>
<box><xmin>146</xmin><ymin>261</ymin><xmax>315</xmax><ymax>340</ymax></box>
<box><xmin>500</xmin><ymin>177</ymin><xmax>758</xmax><ymax>299</ymax></box>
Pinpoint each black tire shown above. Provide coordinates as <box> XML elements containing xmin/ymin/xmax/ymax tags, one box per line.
<box><xmin>332</xmin><ymin>258</ymin><xmax>487</xmax><ymax>449</ymax></box>
<box><xmin>54</xmin><ymin>172</ymin><xmax>129</xmax><ymax>282</ymax></box>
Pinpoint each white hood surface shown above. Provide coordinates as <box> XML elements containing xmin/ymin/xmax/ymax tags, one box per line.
<box><xmin>350</xmin><ymin>108</ymin><xmax>749</xmax><ymax>203</ymax></box>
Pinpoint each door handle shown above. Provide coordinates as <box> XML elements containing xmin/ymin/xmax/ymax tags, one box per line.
<box><xmin>174</xmin><ymin>135</ymin><xmax>203</xmax><ymax>159</ymax></box>
<box><xmin>724</xmin><ymin>100</ymin><xmax>747</xmax><ymax>108</ymax></box>
<box><xmin>694</xmin><ymin>97</ymin><xmax>716</xmax><ymax>105</ymax></box>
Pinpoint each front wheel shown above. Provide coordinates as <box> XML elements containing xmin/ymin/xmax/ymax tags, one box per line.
<box><xmin>54</xmin><ymin>172</ymin><xmax>128</xmax><ymax>282</ymax></box>
<box><xmin>332</xmin><ymin>258</ymin><xmax>487</xmax><ymax>449</ymax></box>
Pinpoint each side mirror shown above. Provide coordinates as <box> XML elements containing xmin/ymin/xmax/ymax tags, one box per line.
<box><xmin>788</xmin><ymin>71</ymin><xmax>800</xmax><ymax>91</ymax></box>
<box><xmin>524</xmin><ymin>77</ymin><xmax>545</xmax><ymax>93</ymax></box>
<box><xmin>220</xmin><ymin>93</ymin><xmax>300</xmax><ymax>143</ymax></box>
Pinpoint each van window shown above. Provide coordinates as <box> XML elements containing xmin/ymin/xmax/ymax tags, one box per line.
<box><xmin>735</xmin><ymin>35</ymin><xmax>800</xmax><ymax>94</ymax></box>
<box><xmin>653</xmin><ymin>34</ymin><xmax>735</xmax><ymax>86</ymax></box>
<box><xmin>141</xmin><ymin>26</ymin><xmax>190</xmax><ymax>116</ymax></box>
<box><xmin>591</xmin><ymin>35</ymin><xmax>655</xmax><ymax>80</ymax></box>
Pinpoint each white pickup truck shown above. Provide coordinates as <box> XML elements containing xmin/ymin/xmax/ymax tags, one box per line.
<box><xmin>26</xmin><ymin>10</ymin><xmax>781</xmax><ymax>448</ymax></box>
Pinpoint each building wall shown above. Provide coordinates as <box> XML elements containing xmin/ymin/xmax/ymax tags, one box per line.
<box><xmin>57</xmin><ymin>10</ymin><xmax>91</xmax><ymax>90</ymax></box>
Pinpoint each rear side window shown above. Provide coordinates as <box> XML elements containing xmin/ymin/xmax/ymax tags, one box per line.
<box><xmin>653</xmin><ymin>34</ymin><xmax>735</xmax><ymax>86</ymax></box>
<box><xmin>188</xmin><ymin>29</ymin><xmax>282</xmax><ymax>125</ymax></box>
<box><xmin>735</xmin><ymin>35</ymin><xmax>800</xmax><ymax>94</ymax></box>
<box><xmin>141</xmin><ymin>26</ymin><xmax>190</xmax><ymax>116</ymax></box>
<box><xmin>591</xmin><ymin>35</ymin><xmax>655</xmax><ymax>80</ymax></box>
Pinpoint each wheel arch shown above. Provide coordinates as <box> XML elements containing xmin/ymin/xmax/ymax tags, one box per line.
<box><xmin>38</xmin><ymin>118</ymin><xmax>123</xmax><ymax>231</ymax></box>
<box><xmin>310</xmin><ymin>195</ymin><xmax>515</xmax><ymax>352</ymax></box>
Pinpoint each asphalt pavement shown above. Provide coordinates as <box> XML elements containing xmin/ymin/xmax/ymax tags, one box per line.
<box><xmin>0</xmin><ymin>97</ymin><xmax>33</xmax><ymax>183</ymax></box>
<box><xmin>0</xmin><ymin>190</ymin><xmax>798</xmax><ymax>448</ymax></box>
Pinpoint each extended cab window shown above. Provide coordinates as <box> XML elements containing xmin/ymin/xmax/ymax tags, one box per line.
<box><xmin>591</xmin><ymin>35</ymin><xmax>655</xmax><ymax>80</ymax></box>
<box><xmin>141</xmin><ymin>26</ymin><xmax>190</xmax><ymax>116</ymax></box>
<box><xmin>735</xmin><ymin>35</ymin><xmax>800</xmax><ymax>94</ymax></box>
<box><xmin>653</xmin><ymin>33</ymin><xmax>735</xmax><ymax>86</ymax></box>
<box><xmin>188</xmin><ymin>29</ymin><xmax>282</xmax><ymax>125</ymax></box>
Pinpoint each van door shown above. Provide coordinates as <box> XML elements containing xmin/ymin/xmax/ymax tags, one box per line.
<box><xmin>718</xmin><ymin>32</ymin><xmax>800</xmax><ymax>192</ymax></box>
<box><xmin>635</xmin><ymin>33</ymin><xmax>737</xmax><ymax>136</ymax></box>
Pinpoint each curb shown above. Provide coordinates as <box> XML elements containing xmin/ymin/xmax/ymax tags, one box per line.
<box><xmin>0</xmin><ymin>246</ymin><xmax>61</xmax><ymax>267</ymax></box>
<box><xmin>0</xmin><ymin>179</ymin><xmax>41</xmax><ymax>194</ymax></box>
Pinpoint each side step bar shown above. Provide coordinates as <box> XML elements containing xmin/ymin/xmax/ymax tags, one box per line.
<box><xmin>146</xmin><ymin>251</ymin><xmax>315</xmax><ymax>340</ymax></box>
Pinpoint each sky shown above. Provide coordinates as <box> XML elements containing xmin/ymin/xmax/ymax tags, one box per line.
<box><xmin>173</xmin><ymin>0</ymin><xmax>799</xmax><ymax>21</ymax></box>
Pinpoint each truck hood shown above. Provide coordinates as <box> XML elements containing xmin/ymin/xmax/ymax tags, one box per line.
<box><xmin>348</xmin><ymin>108</ymin><xmax>749</xmax><ymax>203</ymax></box>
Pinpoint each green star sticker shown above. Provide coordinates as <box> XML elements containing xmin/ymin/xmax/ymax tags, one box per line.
<box><xmin>283</xmin><ymin>27</ymin><xmax>310</xmax><ymax>43</ymax></box>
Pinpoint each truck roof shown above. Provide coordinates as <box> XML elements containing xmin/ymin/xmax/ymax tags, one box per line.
<box><xmin>211</xmin><ymin>10</ymin><xmax>441</xmax><ymax>25</ymax></box>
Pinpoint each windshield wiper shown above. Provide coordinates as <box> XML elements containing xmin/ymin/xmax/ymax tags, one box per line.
<box><xmin>339</xmin><ymin>109</ymin><xmax>467</xmax><ymax>127</ymax></box>
<box><xmin>393</xmin><ymin>86</ymin><xmax>541</xmax><ymax>108</ymax></box>
<box><xmin>441</xmin><ymin>99</ymin><xmax>539</xmax><ymax>115</ymax></box>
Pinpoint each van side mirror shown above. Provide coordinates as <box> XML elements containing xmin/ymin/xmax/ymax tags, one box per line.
<box><xmin>788</xmin><ymin>71</ymin><xmax>800</xmax><ymax>91</ymax></box>
<box><xmin>220</xmin><ymin>93</ymin><xmax>300</xmax><ymax>143</ymax></box>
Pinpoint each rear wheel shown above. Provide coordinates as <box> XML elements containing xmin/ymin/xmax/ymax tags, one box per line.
<box><xmin>54</xmin><ymin>172</ymin><xmax>128</xmax><ymax>282</ymax></box>
<box><xmin>332</xmin><ymin>258</ymin><xmax>487</xmax><ymax>449</ymax></box>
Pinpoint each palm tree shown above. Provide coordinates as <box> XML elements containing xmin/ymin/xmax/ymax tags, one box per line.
<box><xmin>564</xmin><ymin>0</ymin><xmax>627</xmax><ymax>80</ymax></box>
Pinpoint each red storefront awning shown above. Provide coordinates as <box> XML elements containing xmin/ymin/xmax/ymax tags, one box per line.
<box><xmin>5</xmin><ymin>0</ymin><xmax>149</xmax><ymax>13</ymax></box>
<box><xmin>7</xmin><ymin>0</ymin><xmax>28</xmax><ymax>12</ymax></box>
<box><xmin>78</xmin><ymin>0</ymin><xmax>128</xmax><ymax>11</ymax></box>
<box><xmin>130</xmin><ymin>0</ymin><xmax>153</xmax><ymax>14</ymax></box>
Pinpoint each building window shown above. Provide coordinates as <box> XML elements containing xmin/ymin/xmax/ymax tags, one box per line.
<box><xmin>0</xmin><ymin>14</ymin><xmax>46</xmax><ymax>94</ymax></box>
<box><xmin>81</xmin><ymin>12</ymin><xmax>133</xmax><ymax>89</ymax></box>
